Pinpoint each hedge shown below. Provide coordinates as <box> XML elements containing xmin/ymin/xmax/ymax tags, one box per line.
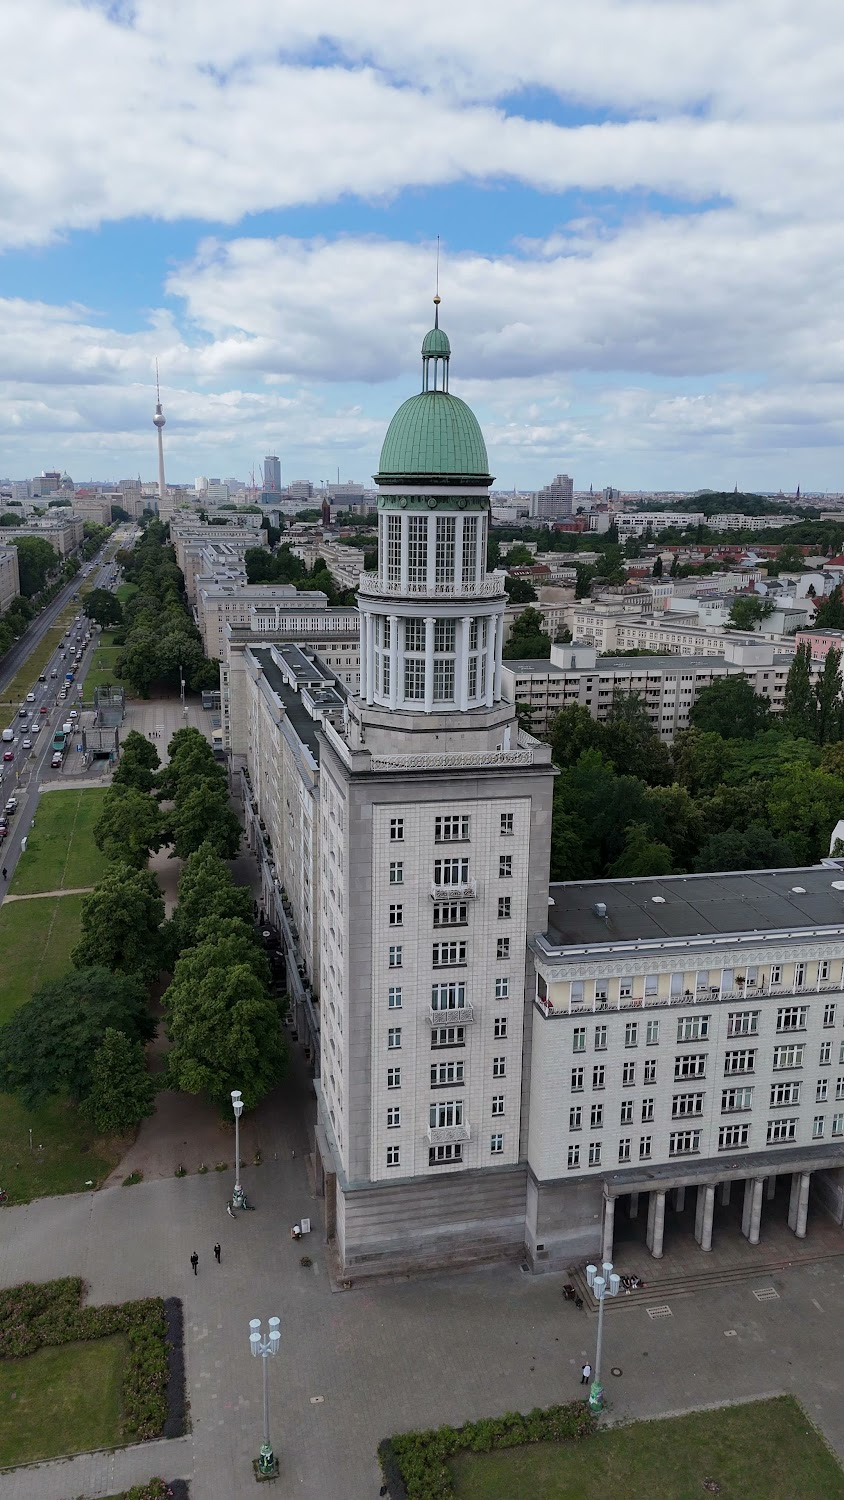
<box><xmin>378</xmin><ymin>1401</ymin><xmax>596</xmax><ymax>1500</ymax></box>
<box><xmin>0</xmin><ymin>1277</ymin><xmax>185</xmax><ymax>1442</ymax></box>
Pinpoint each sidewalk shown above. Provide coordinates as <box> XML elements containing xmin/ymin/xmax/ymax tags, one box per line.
<box><xmin>0</xmin><ymin>1438</ymin><xmax>193</xmax><ymax>1500</ymax></box>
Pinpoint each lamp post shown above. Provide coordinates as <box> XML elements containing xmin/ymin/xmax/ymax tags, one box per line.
<box><xmin>585</xmin><ymin>1260</ymin><xmax>620</xmax><ymax>1411</ymax></box>
<box><xmin>231</xmin><ymin>1089</ymin><xmax>245</xmax><ymax>1207</ymax></box>
<box><xmin>249</xmin><ymin>1316</ymin><xmax>280</xmax><ymax>1475</ymax></box>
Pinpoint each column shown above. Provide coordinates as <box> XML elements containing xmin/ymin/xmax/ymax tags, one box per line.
<box><xmin>389</xmin><ymin>615</ymin><xmax>400</xmax><ymax>710</ymax></box>
<box><xmin>719</xmin><ymin>1180</ymin><xmax>731</xmax><ymax>1207</ymax></box>
<box><xmin>646</xmin><ymin>1189</ymin><xmax>666</xmax><ymax>1258</ymax></box>
<box><xmin>628</xmin><ymin>1192</ymin><xmax>639</xmax><ymax>1219</ymax></box>
<box><xmin>741</xmin><ymin>1177</ymin><xmax>764</xmax><ymax>1244</ymax></box>
<box><xmin>788</xmin><ymin>1171</ymin><xmax>811</xmax><ymax>1238</ymax></box>
<box><xmin>424</xmin><ymin>616</ymin><xmax>435</xmax><ymax>712</ymax></box>
<box><xmin>458</xmin><ymin>616</ymin><xmax>471</xmax><ymax>711</ymax></box>
<box><xmin>601</xmin><ymin>1196</ymin><xmax>615</xmax><ymax>1264</ymax></box>
<box><xmin>365</xmin><ymin>613</ymin><xmax>375</xmax><ymax>706</ymax></box>
<box><xmin>400</xmin><ymin>514</ymin><xmax>409</xmax><ymax>592</ymax></box>
<box><xmin>766</xmin><ymin>1175</ymin><xmax>777</xmax><ymax>1201</ymax></box>
<box><xmin>484</xmin><ymin>615</ymin><xmax>496</xmax><ymax>708</ymax></box>
<box><xmin>359</xmin><ymin>613</ymin><xmax>368</xmax><ymax>700</ymax></box>
<box><xmin>674</xmin><ymin>1186</ymin><xmax>686</xmax><ymax>1212</ymax></box>
<box><xmin>494</xmin><ymin>613</ymin><xmax>504</xmax><ymax>702</ymax></box>
<box><xmin>694</xmin><ymin>1184</ymin><xmax>716</xmax><ymax>1251</ymax></box>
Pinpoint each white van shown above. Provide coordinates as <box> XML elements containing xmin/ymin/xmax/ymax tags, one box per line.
<box><xmin>1</xmin><ymin>729</ymin><xmax>13</xmax><ymax>743</ymax></box>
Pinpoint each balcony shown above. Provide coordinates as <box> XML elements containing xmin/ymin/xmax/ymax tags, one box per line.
<box><xmin>430</xmin><ymin>879</ymin><xmax>477</xmax><ymax>901</ymax></box>
<box><xmin>427</xmin><ymin>1003</ymin><xmax>474</xmax><ymax>1026</ymax></box>
<box><xmin>426</xmin><ymin>1122</ymin><xmax>471</xmax><ymax>1145</ymax></box>
<box><xmin>357</xmin><ymin>572</ymin><xmax>505</xmax><ymax>600</ymax></box>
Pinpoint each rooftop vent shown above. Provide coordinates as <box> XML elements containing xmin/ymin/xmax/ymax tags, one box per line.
<box><xmin>651</xmin><ymin>896</ymin><xmax>666</xmax><ymax>904</ymax></box>
<box><xmin>832</xmin><ymin>881</ymin><xmax>844</xmax><ymax>892</ymax></box>
<box><xmin>593</xmin><ymin>902</ymin><xmax>608</xmax><ymax>919</ymax></box>
<box><xmin>791</xmin><ymin>886</ymin><xmax>806</xmax><ymax>894</ymax></box>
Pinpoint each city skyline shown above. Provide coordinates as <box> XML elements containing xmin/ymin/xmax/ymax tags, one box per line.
<box><xmin>1</xmin><ymin>2</ymin><xmax>844</xmax><ymax>488</ymax></box>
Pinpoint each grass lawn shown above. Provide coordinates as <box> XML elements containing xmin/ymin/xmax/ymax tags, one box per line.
<box><xmin>0</xmin><ymin>1334</ymin><xmax>127</xmax><ymax>1464</ymax></box>
<box><xmin>85</xmin><ymin>644</ymin><xmax>126</xmax><ymax>696</ymax></box>
<box><xmin>0</xmin><ymin>893</ymin><xmax>85</xmax><ymax>1022</ymax></box>
<box><xmin>9</xmin><ymin>787</ymin><xmax>108</xmax><ymax>896</ymax></box>
<box><xmin>115</xmin><ymin>581</ymin><xmax>138</xmax><ymax>606</ymax></box>
<box><xmin>449</xmin><ymin>1398</ymin><xmax>844</xmax><ymax>1500</ymax></box>
<box><xmin>0</xmin><ymin>1092</ymin><xmax>121</xmax><ymax>1202</ymax></box>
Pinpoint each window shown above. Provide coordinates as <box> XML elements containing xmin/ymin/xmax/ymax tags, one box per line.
<box><xmin>495</xmin><ymin>977</ymin><xmax>510</xmax><ymax>1001</ymax></box>
<box><xmin>407</xmin><ymin>516</ymin><xmax>427</xmax><ymax>585</ymax></box>
<box><xmin>767</xmin><ymin>1118</ymin><xmax>798</xmax><ymax>1144</ymax></box>
<box><xmin>496</xmin><ymin>938</ymin><xmax>511</xmax><ymax>961</ymax></box>
<box><xmin>571</xmin><ymin>1067</ymin><xmax>584</xmax><ymax>1091</ymax></box>
<box><xmin>390</xmin><ymin>818</ymin><xmax>404</xmax><ymax>841</ymax></box>
<box><xmin>595</xmin><ymin>982</ymin><xmax>608</xmax><ymax>1004</ymax></box>
<box><xmin>567</xmin><ymin>1144</ymin><xmax>580</xmax><ymax>1169</ymax></box>
<box><xmin>499</xmin><ymin>855</ymin><xmax>513</xmax><ymax>879</ymax></box>
<box><xmin>500</xmin><ymin>812</ymin><xmax>514</xmax><ymax>836</ymax></box>
<box><xmin>770</xmin><ymin>965</ymin><xmax>781</xmax><ymax>984</ymax></box>
<box><xmin>431</xmin><ymin>982</ymin><xmax>466</xmax><ymax>1011</ymax></box>
<box><xmin>435</xmin><ymin>815</ymin><xmax>470</xmax><ymax>843</ymax></box>
<box><xmin>590</xmin><ymin>1103</ymin><xmax>604</xmax><ymax>1129</ymax></box>
<box><xmin>432</xmin><ymin>941</ymin><xmax>467</xmax><ymax>967</ymax></box>
<box><xmin>669</xmin><ymin>1130</ymin><xmax>701</xmax><ymax>1156</ymax></box>
<box><xmin>431</xmin><ymin>1026</ymin><xmax>465</xmax><ymax>1048</ymax></box>
<box><xmin>388</xmin><ymin>986</ymin><xmax>403</xmax><ymax>1009</ymax></box>
<box><xmin>588</xmin><ymin>1141</ymin><xmax>602</xmax><ymax>1166</ymax></box>
<box><xmin>639</xmin><ymin>1136</ymin><xmax>652</xmax><ymax>1160</ymax></box>
<box><xmin>618</xmin><ymin>1138</ymin><xmax>631</xmax><ymax>1163</ymax></box>
<box><xmin>573</xmin><ymin>1027</ymin><xmax>586</xmax><ymax>1053</ymax></box>
<box><xmin>834</xmin><ymin>1114</ymin><xmax>844</xmax><ymax>1138</ymax></box>
<box><xmin>592</xmin><ymin>1066</ymin><xmax>606</xmax><ymax>1089</ymax></box>
<box><xmin>675</xmin><ymin>1054</ymin><xmax>707</xmax><ymax>1080</ymax></box>
<box><xmin>821</xmin><ymin>961</ymin><xmax>831</xmax><ymax>983</ymax></box>
<box><xmin>388</xmin><ymin>945</ymin><xmax>402</xmax><ymax>968</ymax></box>
<box><xmin>389</xmin><ymin>862</ymin><xmax>403</xmax><ymax>885</ymax></box>
<box><xmin>722</xmin><ymin>1086</ymin><xmax>754</xmax><ymax>1112</ymax></box>
<box><xmin>773</xmin><ymin>1044</ymin><xmax>805</xmax><ymax>1070</ymax></box>
<box><xmin>386</xmin><ymin>514</ymin><xmax>402</xmax><ymax>584</ymax></box>
<box><xmin>724</xmin><ymin>1049</ymin><xmax>756</xmax><ymax>1075</ymax></box>
<box><xmin>494</xmin><ymin>1016</ymin><xmax>508</xmax><ymax>1039</ymax></box>
<box><xmin>498</xmin><ymin>897</ymin><xmax>511</xmax><ymax>920</ymax></box>
<box><xmin>837</xmin><ymin>1078</ymin><xmax>844</xmax><ymax>1100</ymax></box>
<box><xmin>718</xmin><ymin>1123</ymin><xmax>750</xmax><ymax>1150</ymax></box>
<box><xmin>433</xmin><ymin>857</ymin><xmax>470</xmax><ymax>886</ymax></box>
<box><xmin>620</xmin><ymin>1099</ymin><xmax>633</xmax><ymax>1125</ymax></box>
<box><xmin>824</xmin><ymin>1002</ymin><xmax>837</xmax><ymax>1027</ymax></box>
<box><xmin>820</xmin><ymin>1041</ymin><xmax>832</xmax><ymax>1066</ymax></box>
<box><xmin>620</xmin><ymin>978</ymin><xmax>632</xmax><ymax>999</ymax></box>
<box><xmin>388</xmin><ymin>904</ymin><xmax>403</xmax><ymax>926</ymax></box>
<box><xmin>624</xmin><ymin>1022</ymin><xmax>639</xmax><ymax>1048</ymax></box>
<box><xmin>435</xmin><ymin>515</ymin><xmax>456</xmax><ymax>588</ymax></box>
<box><xmin>770</xmin><ymin>1080</ymin><xmax>802</xmax><ymax>1107</ymax></box>
<box><xmin>641</xmin><ymin>1098</ymin><xmax>655</xmax><ymax>1122</ymax></box>
<box><xmin>387</xmin><ymin>1107</ymin><xmax>401</xmax><ymax>1128</ymax></box>
<box><xmin>387</xmin><ymin>1146</ymin><xmax>401</xmax><ymax>1167</ymax></box>
<box><xmin>493</xmin><ymin>1056</ymin><xmax>506</xmax><ymax>1078</ymax></box>
<box><xmin>817</xmin><ymin>1079</ymin><xmax>829</xmax><ymax>1102</ymax></box>
<box><xmin>569</xmin><ymin>1105</ymin><xmax>582</xmax><ymax>1130</ymax></box>
<box><xmin>430</xmin><ymin>1100</ymin><xmax>463</xmax><ymax>1129</ymax></box>
<box><xmin>387</xmin><ymin>1067</ymin><xmax>401</xmax><ymax>1089</ymax></box>
<box><xmin>672</xmin><ymin>1093</ymin><xmax>704</xmax><ymax>1118</ymax></box>
<box><xmin>622</xmin><ymin>1061</ymin><xmax>636</xmax><ymax>1087</ymax></box>
<box><xmin>677</xmin><ymin>1015</ymin><xmax>710</xmax><ymax>1042</ymax></box>
<box><xmin>644</xmin><ymin>1059</ymin><xmax>657</xmax><ymax>1084</ymax></box>
<box><xmin>431</xmin><ymin>1060</ymin><xmax>464</xmax><ymax>1086</ymax></box>
<box><xmin>646</xmin><ymin>1019</ymin><xmax>660</xmax><ymax>1045</ymax></box>
<box><xmin>595</xmin><ymin>1025</ymin><xmax>608</xmax><ymax>1051</ymax></box>
<box><xmin>777</xmin><ymin>1006</ymin><xmax>808</xmax><ymax>1032</ymax></box>
<box><xmin>490</xmin><ymin>1133</ymin><xmax>504</xmax><ymax>1154</ymax></box>
<box><xmin>387</xmin><ymin>1027</ymin><xmax>402</xmax><ymax>1050</ymax></box>
<box><xmin>429</xmin><ymin>1143</ymin><xmax>463</xmax><ymax>1166</ymax></box>
<box><xmin>795</xmin><ymin>963</ymin><xmax>805</xmax><ymax>988</ymax></box>
<box><xmin>492</xmin><ymin>1095</ymin><xmax>505</xmax><ymax>1117</ymax></box>
<box><xmin>728</xmin><ymin>1011</ymin><xmax>759</xmax><ymax>1037</ymax></box>
<box><xmin>433</xmin><ymin>902</ymin><xmax>468</xmax><ymax>927</ymax></box>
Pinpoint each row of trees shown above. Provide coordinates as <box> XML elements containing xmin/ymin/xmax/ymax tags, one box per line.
<box><xmin>114</xmin><ymin>521</ymin><xmax>219</xmax><ymax>697</ymax></box>
<box><xmin>245</xmin><ymin>543</ymin><xmax>357</xmax><ymax>605</ymax></box>
<box><xmin>94</xmin><ymin>728</ymin><xmax>242</xmax><ymax>868</ymax></box>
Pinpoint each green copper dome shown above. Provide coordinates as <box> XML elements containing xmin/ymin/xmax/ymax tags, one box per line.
<box><xmin>377</xmin><ymin>391</ymin><xmax>490</xmax><ymax>482</ymax></box>
<box><xmin>421</xmin><ymin>326</ymin><xmax>451</xmax><ymax>357</ymax></box>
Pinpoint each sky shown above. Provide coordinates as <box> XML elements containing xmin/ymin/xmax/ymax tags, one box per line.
<box><xmin>2</xmin><ymin>1</ymin><xmax>844</xmax><ymax>492</ymax></box>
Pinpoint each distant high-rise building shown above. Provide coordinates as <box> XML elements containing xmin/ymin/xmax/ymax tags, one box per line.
<box><xmin>264</xmin><ymin>455</ymin><xmax>281</xmax><ymax>492</ymax></box>
<box><xmin>153</xmin><ymin>365</ymin><xmax>167</xmax><ymax>504</ymax></box>
<box><xmin>530</xmin><ymin>473</ymin><xmax>574</xmax><ymax>519</ymax></box>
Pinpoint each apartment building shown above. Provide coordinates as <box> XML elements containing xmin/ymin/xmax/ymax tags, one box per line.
<box><xmin>0</xmin><ymin>547</ymin><xmax>21</xmax><ymax>614</ymax></box>
<box><xmin>170</xmin><ymin>519</ymin><xmax>267</xmax><ymax>602</ymax></box>
<box><xmin>3</xmin><ymin>517</ymin><xmax>84</xmax><ymax>558</ymax></box>
<box><xmin>197</xmin><ymin>580</ymin><xmax>340</xmax><ymax>658</ymax></box>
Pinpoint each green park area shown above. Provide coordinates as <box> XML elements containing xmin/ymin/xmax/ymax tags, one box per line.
<box><xmin>449</xmin><ymin>1398</ymin><xmax>844</xmax><ymax>1500</ymax></box>
<box><xmin>0</xmin><ymin>1335</ymin><xmax>127</xmax><ymax>1464</ymax></box>
<box><xmin>85</xmin><ymin>630</ymin><xmax>128</xmax><ymax>696</ymax></box>
<box><xmin>0</xmin><ymin>1091</ymin><xmax>120</xmax><ymax>1203</ymax></box>
<box><xmin>9</xmin><ymin>787</ymin><xmax>108</xmax><ymax>896</ymax></box>
<box><xmin>0</xmin><ymin>893</ymin><xmax>85</xmax><ymax>1022</ymax></box>
<box><xmin>116</xmin><ymin>581</ymin><xmax>138</xmax><ymax>606</ymax></box>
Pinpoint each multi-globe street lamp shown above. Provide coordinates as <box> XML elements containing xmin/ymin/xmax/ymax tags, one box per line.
<box><xmin>249</xmin><ymin>1316</ymin><xmax>281</xmax><ymax>1475</ymax></box>
<box><xmin>231</xmin><ymin>1089</ymin><xmax>245</xmax><ymax>1208</ymax></box>
<box><xmin>585</xmin><ymin>1260</ymin><xmax>620</xmax><ymax>1411</ymax></box>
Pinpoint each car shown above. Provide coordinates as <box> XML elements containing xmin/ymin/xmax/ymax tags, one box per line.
<box><xmin>38</xmin><ymin>673</ymin><xmax>46</xmax><ymax>683</ymax></box>
<box><xmin>22</xmin><ymin>738</ymin><xmax>32</xmax><ymax>749</ymax></box>
<box><xmin>25</xmin><ymin>692</ymin><xmax>35</xmax><ymax>702</ymax></box>
<box><xmin>3</xmin><ymin>751</ymin><xmax>13</xmax><ymax>763</ymax></box>
<box><xmin>32</xmin><ymin>723</ymin><xmax>41</xmax><ymax>735</ymax></box>
<box><xmin>69</xmin><ymin>710</ymin><xmax>78</xmax><ymax>721</ymax></box>
<box><xmin>0</xmin><ymin>828</ymin><xmax>6</xmax><ymax>841</ymax></box>
<box><xmin>5</xmin><ymin>797</ymin><xmax>17</xmax><ymax>813</ymax></box>
<box><xmin>51</xmin><ymin>753</ymin><xmax>63</xmax><ymax>769</ymax></box>
<box><xmin>50</xmin><ymin>669</ymin><xmax>58</xmax><ymax>678</ymax></box>
<box><xmin>39</xmin><ymin>705</ymin><xmax>48</xmax><ymax>714</ymax></box>
<box><xmin>18</xmin><ymin>707</ymin><xmax>27</xmax><ymax>718</ymax></box>
<box><xmin>59</xmin><ymin>690</ymin><xmax>67</xmax><ymax>700</ymax></box>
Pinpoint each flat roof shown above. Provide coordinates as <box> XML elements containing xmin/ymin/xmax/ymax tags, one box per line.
<box><xmin>545</xmin><ymin>866</ymin><xmax>844</xmax><ymax>949</ymax></box>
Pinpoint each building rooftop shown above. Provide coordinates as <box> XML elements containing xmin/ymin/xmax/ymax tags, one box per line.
<box><xmin>544</xmin><ymin>866</ymin><xmax>844</xmax><ymax>950</ymax></box>
<box><xmin>249</xmin><ymin>645</ymin><xmax>346</xmax><ymax>760</ymax></box>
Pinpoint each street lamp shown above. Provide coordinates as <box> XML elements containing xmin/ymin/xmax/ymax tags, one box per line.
<box><xmin>231</xmin><ymin>1089</ymin><xmax>245</xmax><ymax>1207</ymax></box>
<box><xmin>585</xmin><ymin>1260</ymin><xmax>620</xmax><ymax>1411</ymax></box>
<box><xmin>249</xmin><ymin>1316</ymin><xmax>281</xmax><ymax>1475</ymax></box>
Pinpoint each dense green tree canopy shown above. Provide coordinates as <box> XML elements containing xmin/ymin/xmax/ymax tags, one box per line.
<box><xmin>111</xmin><ymin>730</ymin><xmax>161</xmax><ymax>794</ymax></box>
<box><xmin>13</xmin><ymin>536</ymin><xmax>57</xmax><ymax>596</ymax></box>
<box><xmin>72</xmin><ymin>867</ymin><xmax>165</xmax><ymax>981</ymax></box>
<box><xmin>83</xmin><ymin>588</ymin><xmax>123</xmax><ymax>627</ymax></box>
<box><xmin>169</xmin><ymin>779</ymin><xmax>242</xmax><ymax>860</ymax></box>
<box><xmin>81</xmin><ymin>1029</ymin><xmax>157</xmax><ymax>1136</ymax></box>
<box><xmin>94</xmin><ymin>784</ymin><xmax>164</xmax><ymax>868</ymax></box>
<box><xmin>689</xmin><ymin>676</ymin><xmax>771</xmax><ymax>740</ymax></box>
<box><xmin>172</xmin><ymin>842</ymin><xmax>254</xmax><ymax>951</ymax></box>
<box><xmin>166</xmin><ymin>963</ymin><xmax>287</xmax><ymax>1113</ymax></box>
<box><xmin>503</xmin><ymin>607</ymin><xmax>552</xmax><ymax>660</ymax></box>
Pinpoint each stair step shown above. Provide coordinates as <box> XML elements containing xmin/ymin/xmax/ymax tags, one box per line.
<box><xmin>567</xmin><ymin>1246</ymin><xmax>844</xmax><ymax>1312</ymax></box>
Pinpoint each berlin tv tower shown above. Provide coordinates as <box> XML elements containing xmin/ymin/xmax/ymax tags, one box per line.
<box><xmin>153</xmin><ymin>361</ymin><xmax>167</xmax><ymax>503</ymax></box>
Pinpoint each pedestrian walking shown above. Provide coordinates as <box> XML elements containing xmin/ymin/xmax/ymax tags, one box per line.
<box><xmin>580</xmin><ymin>1361</ymin><xmax>592</xmax><ymax>1385</ymax></box>
<box><xmin>214</xmin><ymin>1242</ymin><xmax>221</xmax><ymax>1263</ymax></box>
<box><xmin>1</xmin><ymin>868</ymin><xmax>6</xmax><ymax>880</ymax></box>
<box><xmin>190</xmin><ymin>1251</ymin><xmax>199</xmax><ymax>1276</ymax></box>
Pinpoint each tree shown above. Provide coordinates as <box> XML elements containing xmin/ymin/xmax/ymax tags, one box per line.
<box><xmin>814</xmin><ymin>585</ymin><xmax>844</xmax><ymax>630</ymax></box>
<box><xmin>503</xmin><ymin>607</ymin><xmax>551</xmax><ymax>660</ymax></box>
<box><xmin>170</xmin><ymin>780</ymin><xmax>242</xmax><ymax>860</ymax></box>
<box><xmin>767</xmin><ymin>763</ymin><xmax>844</xmax><ymax>864</ymax></box>
<box><xmin>503</xmin><ymin>543</ymin><xmax>536</xmax><ymax>566</ymax></box>
<box><xmin>689</xmin><ymin>676</ymin><xmax>771</xmax><ymax>739</ymax></box>
<box><xmin>783</xmin><ymin>644</ymin><xmax>816</xmax><ymax>739</ymax></box>
<box><xmin>725</xmin><ymin>595</ymin><xmax>775</xmax><ymax>632</ymax></box>
<box><xmin>112</xmin><ymin>730</ymin><xmax>161</xmax><ymax>794</ymax></box>
<box><xmin>83</xmin><ymin>588</ymin><xmax>123</xmax><ymax>627</ymax></box>
<box><xmin>165</xmin><ymin>962</ymin><xmax>287</xmax><ymax>1112</ymax></box>
<box><xmin>503</xmin><ymin>576</ymin><xmax>538</xmax><ymax>604</ymax></box>
<box><xmin>814</xmin><ymin>647</ymin><xmax>843</xmax><ymax>745</ymax></box>
<box><xmin>160</xmin><ymin>727</ymin><xmax>225</xmax><ymax>799</ymax></box>
<box><xmin>172</xmin><ymin>841</ymin><xmax>254</xmax><ymax>950</ymax></box>
<box><xmin>670</xmin><ymin>554</ymin><xmax>681</xmax><ymax>578</ymax></box>
<box><xmin>115</xmin><ymin>626</ymin><xmax>163</xmax><ymax>697</ymax></box>
<box><xmin>694</xmin><ymin>823</ymin><xmax>794</xmax><ymax>873</ymax></box>
<box><xmin>81</xmin><ymin>1029</ymin><xmax>157</xmax><ymax>1135</ymax></box>
<box><xmin>608</xmin><ymin>822</ymin><xmax>673</xmax><ymax>877</ymax></box>
<box><xmin>0</xmin><ymin>968</ymin><xmax>153</xmax><ymax>1108</ymax></box>
<box><xmin>600</xmin><ymin>693</ymin><xmax>674</xmax><ymax>786</ymax></box>
<box><xmin>171</xmin><ymin>918</ymin><xmax>271</xmax><ymax>990</ymax></box>
<box><xmin>72</xmin><ymin>867</ymin><xmax>165</xmax><ymax>980</ymax></box>
<box><xmin>94</xmin><ymin>784</ymin><xmax>164</xmax><ymax>867</ymax></box>
<box><xmin>13</xmin><ymin>536</ymin><xmax>57</xmax><ymax>596</ymax></box>
<box><xmin>486</xmin><ymin>535</ymin><xmax>501</xmax><ymax>571</ymax></box>
<box><xmin>652</xmin><ymin>555</ymin><xmax>663</xmax><ymax>577</ymax></box>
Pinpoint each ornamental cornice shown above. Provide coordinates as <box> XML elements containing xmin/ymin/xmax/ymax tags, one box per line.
<box><xmin>535</xmin><ymin>941</ymin><xmax>844</xmax><ymax>983</ymax></box>
<box><xmin>375</xmin><ymin>494</ymin><xmax>489</xmax><ymax>512</ymax></box>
